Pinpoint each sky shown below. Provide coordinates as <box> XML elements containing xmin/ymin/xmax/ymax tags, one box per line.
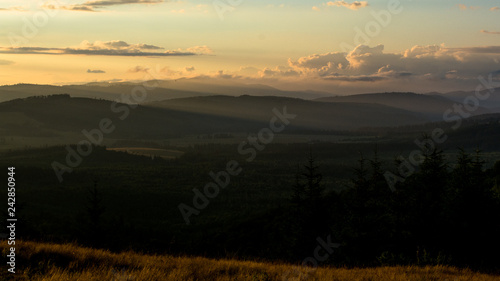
<box><xmin>0</xmin><ymin>0</ymin><xmax>499</xmax><ymax>94</ymax></box>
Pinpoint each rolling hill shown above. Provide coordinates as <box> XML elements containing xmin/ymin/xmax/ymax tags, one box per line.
<box><xmin>0</xmin><ymin>94</ymin><xmax>431</xmax><ymax>142</ymax></box>
<box><xmin>315</xmin><ymin>92</ymin><xmax>493</xmax><ymax>120</ymax></box>
<box><xmin>0</xmin><ymin>94</ymin><xmax>268</xmax><ymax>139</ymax></box>
<box><xmin>148</xmin><ymin>94</ymin><xmax>429</xmax><ymax>130</ymax></box>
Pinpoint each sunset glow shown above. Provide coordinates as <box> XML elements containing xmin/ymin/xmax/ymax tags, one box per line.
<box><xmin>1</xmin><ymin>0</ymin><xmax>499</xmax><ymax>94</ymax></box>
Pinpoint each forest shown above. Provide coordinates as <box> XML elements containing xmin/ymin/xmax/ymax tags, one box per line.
<box><xmin>2</xmin><ymin>143</ymin><xmax>499</xmax><ymax>273</ymax></box>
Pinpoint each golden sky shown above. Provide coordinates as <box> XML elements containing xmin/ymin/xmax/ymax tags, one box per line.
<box><xmin>1</xmin><ymin>0</ymin><xmax>499</xmax><ymax>94</ymax></box>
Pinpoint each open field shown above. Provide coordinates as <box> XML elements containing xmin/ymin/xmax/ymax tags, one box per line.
<box><xmin>1</xmin><ymin>241</ymin><xmax>499</xmax><ymax>281</ymax></box>
<box><xmin>0</xmin><ymin>133</ymin><xmax>376</xmax><ymax>153</ymax></box>
<box><xmin>107</xmin><ymin>147</ymin><xmax>184</xmax><ymax>159</ymax></box>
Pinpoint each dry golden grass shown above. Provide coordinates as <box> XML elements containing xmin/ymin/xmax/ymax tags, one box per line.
<box><xmin>1</xmin><ymin>241</ymin><xmax>498</xmax><ymax>281</ymax></box>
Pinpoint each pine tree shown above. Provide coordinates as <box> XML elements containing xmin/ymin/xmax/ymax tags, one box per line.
<box><xmin>290</xmin><ymin>154</ymin><xmax>326</xmax><ymax>257</ymax></box>
<box><xmin>85</xmin><ymin>180</ymin><xmax>106</xmax><ymax>246</ymax></box>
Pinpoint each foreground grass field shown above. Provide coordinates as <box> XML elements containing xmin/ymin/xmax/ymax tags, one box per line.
<box><xmin>1</xmin><ymin>241</ymin><xmax>499</xmax><ymax>281</ymax></box>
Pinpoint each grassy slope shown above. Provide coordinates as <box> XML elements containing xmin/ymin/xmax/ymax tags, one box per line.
<box><xmin>1</xmin><ymin>241</ymin><xmax>498</xmax><ymax>281</ymax></box>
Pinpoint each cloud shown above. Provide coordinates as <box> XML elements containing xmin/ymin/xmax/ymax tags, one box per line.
<box><xmin>158</xmin><ymin>66</ymin><xmax>182</xmax><ymax>76</ymax></box>
<box><xmin>481</xmin><ymin>30</ymin><xmax>500</xmax><ymax>35</ymax></box>
<box><xmin>490</xmin><ymin>7</ymin><xmax>499</xmax><ymax>11</ymax></box>
<box><xmin>44</xmin><ymin>0</ymin><xmax>164</xmax><ymax>12</ymax></box>
<box><xmin>101</xmin><ymin>44</ymin><xmax>499</xmax><ymax>95</ymax></box>
<box><xmin>288</xmin><ymin>51</ymin><xmax>350</xmax><ymax>76</ymax></box>
<box><xmin>259</xmin><ymin>66</ymin><xmax>300</xmax><ymax>78</ymax></box>
<box><xmin>281</xmin><ymin>44</ymin><xmax>500</xmax><ymax>83</ymax></box>
<box><xmin>449</xmin><ymin>46</ymin><xmax>500</xmax><ymax>53</ymax></box>
<box><xmin>215</xmin><ymin>70</ymin><xmax>242</xmax><ymax>79</ymax></box>
<box><xmin>267</xmin><ymin>4</ymin><xmax>285</xmax><ymax>8</ymax></box>
<box><xmin>160</xmin><ymin>66</ymin><xmax>205</xmax><ymax>77</ymax></box>
<box><xmin>322</xmin><ymin>75</ymin><xmax>387</xmax><ymax>82</ymax></box>
<box><xmin>0</xmin><ymin>6</ymin><xmax>28</xmax><ymax>11</ymax></box>
<box><xmin>78</xmin><ymin>40</ymin><xmax>163</xmax><ymax>50</ymax></box>
<box><xmin>229</xmin><ymin>44</ymin><xmax>500</xmax><ymax>87</ymax></box>
<box><xmin>128</xmin><ymin>66</ymin><xmax>150</xmax><ymax>73</ymax></box>
<box><xmin>87</xmin><ymin>69</ymin><xmax>106</xmax><ymax>73</ymax></box>
<box><xmin>132</xmin><ymin>43</ymin><xmax>498</xmax><ymax>94</ymax></box>
<box><xmin>0</xmin><ymin>59</ymin><xmax>13</xmax><ymax>65</ymax></box>
<box><xmin>326</xmin><ymin>1</ymin><xmax>368</xmax><ymax>10</ymax></box>
<box><xmin>186</xmin><ymin>45</ymin><xmax>213</xmax><ymax>55</ymax></box>
<box><xmin>458</xmin><ymin>4</ymin><xmax>480</xmax><ymax>10</ymax></box>
<box><xmin>312</xmin><ymin>6</ymin><xmax>320</xmax><ymax>11</ymax></box>
<box><xmin>0</xmin><ymin>40</ymin><xmax>212</xmax><ymax>57</ymax></box>
<box><xmin>238</xmin><ymin>66</ymin><xmax>260</xmax><ymax>76</ymax></box>
<box><xmin>124</xmin><ymin>65</ymin><xmax>199</xmax><ymax>78</ymax></box>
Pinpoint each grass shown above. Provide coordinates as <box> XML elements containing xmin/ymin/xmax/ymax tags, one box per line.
<box><xmin>1</xmin><ymin>241</ymin><xmax>499</xmax><ymax>281</ymax></box>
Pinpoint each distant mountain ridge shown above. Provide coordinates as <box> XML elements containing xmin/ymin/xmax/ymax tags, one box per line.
<box><xmin>315</xmin><ymin>92</ymin><xmax>493</xmax><ymax>120</ymax></box>
<box><xmin>2</xmin><ymin>82</ymin><xmax>498</xmax><ymax>119</ymax></box>
<box><xmin>434</xmin><ymin>87</ymin><xmax>500</xmax><ymax>109</ymax></box>
<box><xmin>2</xmin><ymin>82</ymin><xmax>499</xmax><ymax>142</ymax></box>
<box><xmin>0</xmin><ymin>94</ymin><xmax>429</xmax><ymax>141</ymax></box>
<box><xmin>0</xmin><ymin>79</ymin><xmax>330</xmax><ymax>104</ymax></box>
